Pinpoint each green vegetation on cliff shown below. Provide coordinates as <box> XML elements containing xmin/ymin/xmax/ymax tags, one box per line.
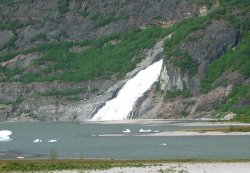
<box><xmin>201</xmin><ymin>0</ymin><xmax>250</xmax><ymax>94</ymax></box>
<box><xmin>201</xmin><ymin>33</ymin><xmax>250</xmax><ymax>93</ymax></box>
<box><xmin>0</xmin><ymin>26</ymin><xmax>167</xmax><ymax>83</ymax></box>
<box><xmin>200</xmin><ymin>0</ymin><xmax>250</xmax><ymax>120</ymax></box>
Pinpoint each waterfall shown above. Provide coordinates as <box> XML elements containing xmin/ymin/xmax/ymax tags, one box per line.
<box><xmin>91</xmin><ymin>59</ymin><xmax>163</xmax><ymax>121</ymax></box>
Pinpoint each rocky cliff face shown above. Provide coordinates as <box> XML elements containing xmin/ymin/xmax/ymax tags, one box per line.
<box><xmin>0</xmin><ymin>0</ymin><xmax>248</xmax><ymax>122</ymax></box>
<box><xmin>0</xmin><ymin>0</ymin><xmax>200</xmax><ymax>49</ymax></box>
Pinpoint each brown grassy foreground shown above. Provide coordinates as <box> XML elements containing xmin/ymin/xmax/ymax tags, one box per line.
<box><xmin>1</xmin><ymin>159</ymin><xmax>250</xmax><ymax>172</ymax></box>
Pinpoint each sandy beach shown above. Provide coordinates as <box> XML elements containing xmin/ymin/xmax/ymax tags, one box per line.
<box><xmin>50</xmin><ymin>162</ymin><xmax>250</xmax><ymax>173</ymax></box>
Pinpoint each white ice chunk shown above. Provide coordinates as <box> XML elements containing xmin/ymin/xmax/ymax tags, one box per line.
<box><xmin>33</xmin><ymin>139</ymin><xmax>42</xmax><ymax>143</ymax></box>
<box><xmin>139</xmin><ymin>129</ymin><xmax>152</xmax><ymax>133</ymax></box>
<box><xmin>123</xmin><ymin>129</ymin><xmax>131</xmax><ymax>133</ymax></box>
<box><xmin>47</xmin><ymin>139</ymin><xmax>57</xmax><ymax>143</ymax></box>
<box><xmin>0</xmin><ymin>130</ymin><xmax>12</xmax><ymax>142</ymax></box>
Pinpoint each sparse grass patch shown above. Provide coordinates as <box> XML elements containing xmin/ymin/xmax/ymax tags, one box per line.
<box><xmin>94</xmin><ymin>12</ymin><xmax>128</xmax><ymax>28</ymax></box>
<box><xmin>0</xmin><ymin>21</ymin><xmax>24</xmax><ymax>31</ymax></box>
<box><xmin>38</xmin><ymin>87</ymin><xmax>87</xmax><ymax>97</ymax></box>
<box><xmin>57</xmin><ymin>0</ymin><xmax>69</xmax><ymax>14</ymax></box>
<box><xmin>158</xmin><ymin>166</ymin><xmax>188</xmax><ymax>173</ymax></box>
<box><xmin>31</xmin><ymin>33</ymin><xmax>47</xmax><ymax>42</ymax></box>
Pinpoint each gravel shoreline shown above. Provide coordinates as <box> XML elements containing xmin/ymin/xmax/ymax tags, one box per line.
<box><xmin>50</xmin><ymin>162</ymin><xmax>250</xmax><ymax>173</ymax></box>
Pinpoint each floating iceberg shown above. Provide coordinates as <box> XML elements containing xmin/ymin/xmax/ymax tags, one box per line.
<box><xmin>123</xmin><ymin>129</ymin><xmax>131</xmax><ymax>133</ymax></box>
<box><xmin>33</xmin><ymin>139</ymin><xmax>42</xmax><ymax>143</ymax></box>
<box><xmin>47</xmin><ymin>139</ymin><xmax>57</xmax><ymax>143</ymax></box>
<box><xmin>0</xmin><ymin>130</ymin><xmax>12</xmax><ymax>142</ymax></box>
<box><xmin>139</xmin><ymin>129</ymin><xmax>152</xmax><ymax>133</ymax></box>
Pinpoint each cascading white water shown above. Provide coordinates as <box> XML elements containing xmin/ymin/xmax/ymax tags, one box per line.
<box><xmin>91</xmin><ymin>59</ymin><xmax>163</xmax><ymax>121</ymax></box>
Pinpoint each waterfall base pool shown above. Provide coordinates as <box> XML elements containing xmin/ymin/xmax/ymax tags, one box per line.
<box><xmin>1</xmin><ymin>120</ymin><xmax>250</xmax><ymax>160</ymax></box>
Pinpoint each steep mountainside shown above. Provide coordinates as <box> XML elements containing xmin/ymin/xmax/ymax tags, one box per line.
<box><xmin>0</xmin><ymin>0</ymin><xmax>249</xmax><ymax>122</ymax></box>
<box><xmin>135</xmin><ymin>0</ymin><xmax>250</xmax><ymax>122</ymax></box>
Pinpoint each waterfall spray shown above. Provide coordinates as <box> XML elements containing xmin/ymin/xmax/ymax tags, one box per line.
<box><xmin>92</xmin><ymin>59</ymin><xmax>163</xmax><ymax>121</ymax></box>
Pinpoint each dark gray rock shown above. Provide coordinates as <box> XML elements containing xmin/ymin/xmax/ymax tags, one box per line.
<box><xmin>0</xmin><ymin>30</ymin><xmax>14</xmax><ymax>49</ymax></box>
<box><xmin>181</xmin><ymin>20</ymin><xmax>239</xmax><ymax>63</ymax></box>
<box><xmin>16</xmin><ymin>25</ymin><xmax>39</xmax><ymax>48</ymax></box>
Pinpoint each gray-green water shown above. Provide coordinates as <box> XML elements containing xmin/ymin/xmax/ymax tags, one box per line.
<box><xmin>1</xmin><ymin>120</ymin><xmax>250</xmax><ymax>160</ymax></box>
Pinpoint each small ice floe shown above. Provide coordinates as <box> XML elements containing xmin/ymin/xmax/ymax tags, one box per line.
<box><xmin>154</xmin><ymin>130</ymin><xmax>160</xmax><ymax>133</ymax></box>
<box><xmin>139</xmin><ymin>129</ymin><xmax>152</xmax><ymax>133</ymax></box>
<box><xmin>0</xmin><ymin>130</ymin><xmax>12</xmax><ymax>142</ymax></box>
<box><xmin>47</xmin><ymin>140</ymin><xmax>57</xmax><ymax>143</ymax></box>
<box><xmin>123</xmin><ymin>128</ymin><xmax>131</xmax><ymax>133</ymax></box>
<box><xmin>160</xmin><ymin>143</ymin><xmax>167</xmax><ymax>146</ymax></box>
<box><xmin>33</xmin><ymin>139</ymin><xmax>42</xmax><ymax>143</ymax></box>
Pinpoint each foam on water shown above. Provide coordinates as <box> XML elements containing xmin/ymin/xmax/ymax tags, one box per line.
<box><xmin>0</xmin><ymin>130</ymin><xmax>12</xmax><ymax>142</ymax></box>
<box><xmin>92</xmin><ymin>59</ymin><xmax>163</xmax><ymax>121</ymax></box>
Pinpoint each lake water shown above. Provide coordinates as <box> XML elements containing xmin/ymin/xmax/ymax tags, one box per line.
<box><xmin>1</xmin><ymin>120</ymin><xmax>250</xmax><ymax>160</ymax></box>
